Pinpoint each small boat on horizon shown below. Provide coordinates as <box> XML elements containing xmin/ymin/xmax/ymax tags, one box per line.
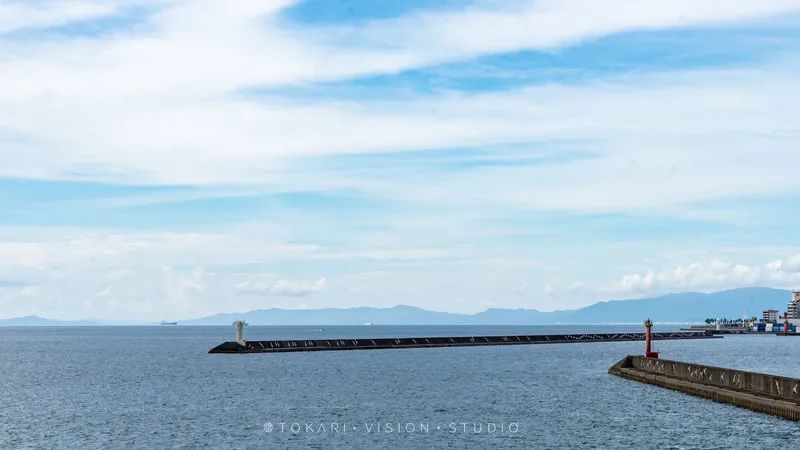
<box><xmin>160</xmin><ymin>321</ymin><xmax>178</xmax><ymax>325</ymax></box>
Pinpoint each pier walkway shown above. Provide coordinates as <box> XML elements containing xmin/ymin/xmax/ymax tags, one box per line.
<box><xmin>609</xmin><ymin>355</ymin><xmax>800</xmax><ymax>421</ymax></box>
<box><xmin>209</xmin><ymin>331</ymin><xmax>717</xmax><ymax>353</ymax></box>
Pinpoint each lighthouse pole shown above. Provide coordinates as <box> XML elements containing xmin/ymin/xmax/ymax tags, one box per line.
<box><xmin>645</xmin><ymin>319</ymin><xmax>659</xmax><ymax>358</ymax></box>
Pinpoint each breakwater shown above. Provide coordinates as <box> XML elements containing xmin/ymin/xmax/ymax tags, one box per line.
<box><xmin>609</xmin><ymin>355</ymin><xmax>800</xmax><ymax>421</ymax></box>
<box><xmin>208</xmin><ymin>331</ymin><xmax>716</xmax><ymax>353</ymax></box>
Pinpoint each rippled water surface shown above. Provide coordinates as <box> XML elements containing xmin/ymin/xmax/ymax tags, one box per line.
<box><xmin>1</xmin><ymin>325</ymin><xmax>799</xmax><ymax>448</ymax></box>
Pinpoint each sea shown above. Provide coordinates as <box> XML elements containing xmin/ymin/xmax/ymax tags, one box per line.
<box><xmin>1</xmin><ymin>325</ymin><xmax>799</xmax><ymax>449</ymax></box>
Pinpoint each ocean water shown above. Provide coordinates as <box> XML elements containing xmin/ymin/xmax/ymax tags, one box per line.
<box><xmin>1</xmin><ymin>325</ymin><xmax>799</xmax><ymax>449</ymax></box>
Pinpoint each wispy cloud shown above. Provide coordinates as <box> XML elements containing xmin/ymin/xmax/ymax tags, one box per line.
<box><xmin>1</xmin><ymin>1</ymin><xmax>798</xmax><ymax>186</ymax></box>
<box><xmin>235</xmin><ymin>277</ymin><xmax>328</xmax><ymax>297</ymax></box>
<box><xmin>1</xmin><ymin>1</ymin><xmax>799</xmax><ymax>319</ymax></box>
<box><xmin>0</xmin><ymin>0</ymin><xmax>120</xmax><ymax>34</ymax></box>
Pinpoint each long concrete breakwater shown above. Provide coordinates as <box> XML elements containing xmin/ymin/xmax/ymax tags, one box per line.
<box><xmin>208</xmin><ymin>331</ymin><xmax>717</xmax><ymax>353</ymax></box>
<box><xmin>609</xmin><ymin>355</ymin><xmax>800</xmax><ymax>421</ymax></box>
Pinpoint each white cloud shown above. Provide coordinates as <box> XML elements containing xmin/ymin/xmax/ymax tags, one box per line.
<box><xmin>1</xmin><ymin>1</ymin><xmax>800</xmax><ymax>319</ymax></box>
<box><xmin>334</xmin><ymin>0</ymin><xmax>800</xmax><ymax>64</ymax></box>
<box><xmin>607</xmin><ymin>253</ymin><xmax>800</xmax><ymax>296</ymax></box>
<box><xmin>776</xmin><ymin>254</ymin><xmax>800</xmax><ymax>273</ymax></box>
<box><xmin>19</xmin><ymin>285</ymin><xmax>40</xmax><ymax>296</ymax></box>
<box><xmin>2</xmin><ymin>63</ymin><xmax>798</xmax><ymax>217</ymax></box>
<box><xmin>0</xmin><ymin>221</ymin><xmax>797</xmax><ymax>318</ymax></box>
<box><xmin>162</xmin><ymin>266</ymin><xmax>211</xmax><ymax>293</ymax></box>
<box><xmin>0</xmin><ymin>0</ymin><xmax>121</xmax><ymax>34</ymax></box>
<box><xmin>235</xmin><ymin>277</ymin><xmax>328</xmax><ymax>297</ymax></box>
<box><xmin>0</xmin><ymin>0</ymin><xmax>798</xmax><ymax>191</ymax></box>
<box><xmin>0</xmin><ymin>227</ymin><xmax>322</xmax><ymax>320</ymax></box>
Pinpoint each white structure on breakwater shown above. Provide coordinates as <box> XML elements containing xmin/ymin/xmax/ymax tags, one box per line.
<box><xmin>233</xmin><ymin>320</ymin><xmax>247</xmax><ymax>346</ymax></box>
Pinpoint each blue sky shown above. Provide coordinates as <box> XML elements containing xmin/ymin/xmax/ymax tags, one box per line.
<box><xmin>1</xmin><ymin>0</ymin><xmax>799</xmax><ymax>320</ymax></box>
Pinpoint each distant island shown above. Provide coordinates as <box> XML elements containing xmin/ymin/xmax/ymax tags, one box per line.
<box><xmin>0</xmin><ymin>287</ymin><xmax>791</xmax><ymax>326</ymax></box>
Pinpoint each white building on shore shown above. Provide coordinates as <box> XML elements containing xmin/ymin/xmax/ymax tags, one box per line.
<box><xmin>787</xmin><ymin>291</ymin><xmax>800</xmax><ymax>320</ymax></box>
<box><xmin>762</xmin><ymin>309</ymin><xmax>779</xmax><ymax>323</ymax></box>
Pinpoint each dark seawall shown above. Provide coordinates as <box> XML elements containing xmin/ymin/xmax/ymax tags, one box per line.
<box><xmin>209</xmin><ymin>331</ymin><xmax>717</xmax><ymax>353</ymax></box>
<box><xmin>609</xmin><ymin>355</ymin><xmax>800</xmax><ymax>421</ymax></box>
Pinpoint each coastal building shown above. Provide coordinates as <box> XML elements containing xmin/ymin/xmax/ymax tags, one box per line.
<box><xmin>762</xmin><ymin>309</ymin><xmax>779</xmax><ymax>323</ymax></box>
<box><xmin>787</xmin><ymin>291</ymin><xmax>800</xmax><ymax>320</ymax></box>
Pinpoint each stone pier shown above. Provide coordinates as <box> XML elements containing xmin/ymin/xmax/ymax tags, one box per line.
<box><xmin>609</xmin><ymin>355</ymin><xmax>800</xmax><ymax>421</ymax></box>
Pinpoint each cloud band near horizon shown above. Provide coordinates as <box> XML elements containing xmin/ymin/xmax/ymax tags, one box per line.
<box><xmin>1</xmin><ymin>0</ymin><xmax>799</xmax><ymax>320</ymax></box>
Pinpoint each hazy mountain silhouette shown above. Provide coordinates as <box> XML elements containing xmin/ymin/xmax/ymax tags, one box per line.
<box><xmin>1</xmin><ymin>287</ymin><xmax>790</xmax><ymax>325</ymax></box>
<box><xmin>0</xmin><ymin>315</ymin><xmax>98</xmax><ymax>326</ymax></box>
<box><xmin>181</xmin><ymin>287</ymin><xmax>791</xmax><ymax>325</ymax></box>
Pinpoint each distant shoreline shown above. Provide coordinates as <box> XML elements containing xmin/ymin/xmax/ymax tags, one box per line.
<box><xmin>2</xmin><ymin>287</ymin><xmax>790</xmax><ymax>327</ymax></box>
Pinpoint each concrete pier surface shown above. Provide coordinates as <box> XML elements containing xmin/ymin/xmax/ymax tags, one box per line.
<box><xmin>609</xmin><ymin>355</ymin><xmax>800</xmax><ymax>421</ymax></box>
<box><xmin>208</xmin><ymin>331</ymin><xmax>717</xmax><ymax>354</ymax></box>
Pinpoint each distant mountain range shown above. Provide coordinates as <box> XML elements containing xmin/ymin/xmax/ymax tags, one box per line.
<box><xmin>182</xmin><ymin>287</ymin><xmax>790</xmax><ymax>325</ymax></box>
<box><xmin>0</xmin><ymin>315</ymin><xmax>100</xmax><ymax>326</ymax></box>
<box><xmin>1</xmin><ymin>287</ymin><xmax>792</xmax><ymax>326</ymax></box>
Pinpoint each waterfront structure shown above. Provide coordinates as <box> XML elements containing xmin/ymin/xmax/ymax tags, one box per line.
<box><xmin>233</xmin><ymin>320</ymin><xmax>247</xmax><ymax>346</ymax></box>
<box><xmin>209</xmin><ymin>328</ymin><xmax>717</xmax><ymax>353</ymax></box>
<box><xmin>762</xmin><ymin>309</ymin><xmax>779</xmax><ymax>323</ymax></box>
<box><xmin>787</xmin><ymin>291</ymin><xmax>800</xmax><ymax>319</ymax></box>
<box><xmin>609</xmin><ymin>355</ymin><xmax>800</xmax><ymax>421</ymax></box>
<box><xmin>644</xmin><ymin>318</ymin><xmax>658</xmax><ymax>358</ymax></box>
<box><xmin>610</xmin><ymin>320</ymin><xmax>800</xmax><ymax>421</ymax></box>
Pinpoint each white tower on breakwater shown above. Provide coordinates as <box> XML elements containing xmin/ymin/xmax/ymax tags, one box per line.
<box><xmin>233</xmin><ymin>320</ymin><xmax>247</xmax><ymax>346</ymax></box>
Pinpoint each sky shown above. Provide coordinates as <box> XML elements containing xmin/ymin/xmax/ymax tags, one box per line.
<box><xmin>1</xmin><ymin>0</ymin><xmax>800</xmax><ymax>321</ymax></box>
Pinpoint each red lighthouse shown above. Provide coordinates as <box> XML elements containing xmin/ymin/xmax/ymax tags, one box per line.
<box><xmin>645</xmin><ymin>318</ymin><xmax>659</xmax><ymax>358</ymax></box>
